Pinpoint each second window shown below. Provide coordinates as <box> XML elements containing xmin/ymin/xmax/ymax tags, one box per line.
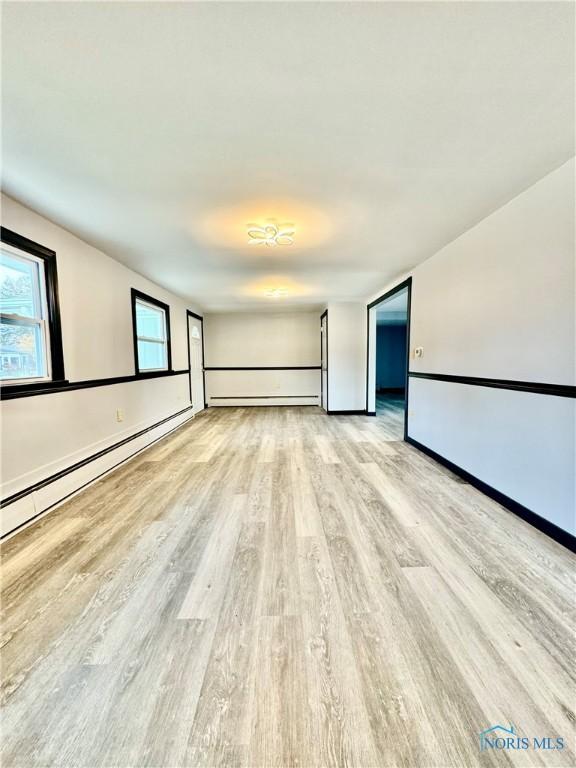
<box><xmin>132</xmin><ymin>289</ymin><xmax>171</xmax><ymax>373</ymax></box>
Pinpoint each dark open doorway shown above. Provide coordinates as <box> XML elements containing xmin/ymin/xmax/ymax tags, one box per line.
<box><xmin>366</xmin><ymin>278</ymin><xmax>412</xmax><ymax>440</ymax></box>
<box><xmin>375</xmin><ymin>290</ymin><xmax>408</xmax><ymax>438</ymax></box>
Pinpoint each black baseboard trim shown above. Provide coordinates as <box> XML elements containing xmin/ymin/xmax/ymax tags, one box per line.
<box><xmin>408</xmin><ymin>372</ymin><xmax>575</xmax><ymax>399</ymax></box>
<box><xmin>406</xmin><ymin>436</ymin><xmax>576</xmax><ymax>553</ymax></box>
<box><xmin>327</xmin><ymin>409</ymin><xmax>367</xmax><ymax>416</ymax></box>
<box><xmin>1</xmin><ymin>406</ymin><xmax>194</xmax><ymax>510</ymax></box>
<box><xmin>376</xmin><ymin>387</ymin><xmax>405</xmax><ymax>394</ymax></box>
<box><xmin>366</xmin><ymin>411</ymin><xmax>377</xmax><ymax>416</ymax></box>
<box><xmin>1</xmin><ymin>369</ymin><xmax>190</xmax><ymax>400</ymax></box>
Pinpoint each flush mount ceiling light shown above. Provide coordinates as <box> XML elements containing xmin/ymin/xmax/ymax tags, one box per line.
<box><xmin>247</xmin><ymin>221</ymin><xmax>294</xmax><ymax>247</ymax></box>
<box><xmin>265</xmin><ymin>288</ymin><xmax>287</xmax><ymax>299</ymax></box>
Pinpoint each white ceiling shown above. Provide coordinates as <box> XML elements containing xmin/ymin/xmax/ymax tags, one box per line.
<box><xmin>376</xmin><ymin>288</ymin><xmax>408</xmax><ymax>325</ymax></box>
<box><xmin>2</xmin><ymin>2</ymin><xmax>574</xmax><ymax>312</ymax></box>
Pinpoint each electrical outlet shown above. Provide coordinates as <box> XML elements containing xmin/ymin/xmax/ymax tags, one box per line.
<box><xmin>116</xmin><ymin>408</ymin><xmax>124</xmax><ymax>422</ymax></box>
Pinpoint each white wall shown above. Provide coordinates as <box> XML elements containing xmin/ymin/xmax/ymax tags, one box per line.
<box><xmin>409</xmin><ymin>379</ymin><xmax>575</xmax><ymax>533</ymax></box>
<box><xmin>326</xmin><ymin>302</ymin><xmax>366</xmax><ymax>412</ymax></box>
<box><xmin>1</xmin><ymin>194</ymin><xmax>201</xmax><ymax>535</ymax></box>
<box><xmin>408</xmin><ymin>161</ymin><xmax>574</xmax><ymax>384</ymax></box>
<box><xmin>368</xmin><ymin>159</ymin><xmax>575</xmax><ymax>534</ymax></box>
<box><xmin>203</xmin><ymin>311</ymin><xmax>320</xmax><ymax>406</ymax></box>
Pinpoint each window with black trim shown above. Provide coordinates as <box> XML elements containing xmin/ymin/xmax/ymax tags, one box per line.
<box><xmin>0</xmin><ymin>228</ymin><xmax>65</xmax><ymax>386</ymax></box>
<box><xmin>131</xmin><ymin>289</ymin><xmax>172</xmax><ymax>373</ymax></box>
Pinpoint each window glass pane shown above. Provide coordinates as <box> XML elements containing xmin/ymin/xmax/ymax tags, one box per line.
<box><xmin>0</xmin><ymin>251</ymin><xmax>41</xmax><ymax>318</ymax></box>
<box><xmin>0</xmin><ymin>320</ymin><xmax>46</xmax><ymax>380</ymax></box>
<box><xmin>135</xmin><ymin>300</ymin><xmax>165</xmax><ymax>340</ymax></box>
<box><xmin>137</xmin><ymin>340</ymin><xmax>167</xmax><ymax>371</ymax></box>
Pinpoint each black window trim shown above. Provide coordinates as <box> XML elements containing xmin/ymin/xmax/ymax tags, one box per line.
<box><xmin>0</xmin><ymin>226</ymin><xmax>66</xmax><ymax>389</ymax></box>
<box><xmin>131</xmin><ymin>288</ymin><xmax>172</xmax><ymax>375</ymax></box>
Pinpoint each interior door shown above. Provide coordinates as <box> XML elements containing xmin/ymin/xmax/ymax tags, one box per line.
<box><xmin>321</xmin><ymin>313</ymin><xmax>328</xmax><ymax>411</ymax></box>
<box><xmin>188</xmin><ymin>315</ymin><xmax>205</xmax><ymax>415</ymax></box>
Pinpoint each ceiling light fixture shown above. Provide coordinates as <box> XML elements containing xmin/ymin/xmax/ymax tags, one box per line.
<box><xmin>265</xmin><ymin>288</ymin><xmax>287</xmax><ymax>299</ymax></box>
<box><xmin>247</xmin><ymin>221</ymin><xmax>294</xmax><ymax>247</ymax></box>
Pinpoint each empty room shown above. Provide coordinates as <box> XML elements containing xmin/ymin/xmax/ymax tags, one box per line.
<box><xmin>1</xmin><ymin>2</ymin><xmax>574</xmax><ymax>767</ymax></box>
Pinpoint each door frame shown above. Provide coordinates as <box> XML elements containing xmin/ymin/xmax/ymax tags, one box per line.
<box><xmin>320</xmin><ymin>309</ymin><xmax>328</xmax><ymax>412</ymax></box>
<box><xmin>366</xmin><ymin>277</ymin><xmax>412</xmax><ymax>439</ymax></box>
<box><xmin>186</xmin><ymin>310</ymin><xmax>206</xmax><ymax>410</ymax></box>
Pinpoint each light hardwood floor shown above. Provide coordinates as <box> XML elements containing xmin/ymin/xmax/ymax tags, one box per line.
<box><xmin>1</xmin><ymin>406</ymin><xmax>575</xmax><ymax>768</ymax></box>
<box><xmin>375</xmin><ymin>393</ymin><xmax>405</xmax><ymax>440</ymax></box>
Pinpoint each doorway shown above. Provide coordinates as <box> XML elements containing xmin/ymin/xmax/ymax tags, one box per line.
<box><xmin>187</xmin><ymin>311</ymin><xmax>205</xmax><ymax>416</ymax></box>
<box><xmin>366</xmin><ymin>279</ymin><xmax>411</xmax><ymax>439</ymax></box>
<box><xmin>320</xmin><ymin>310</ymin><xmax>328</xmax><ymax>411</ymax></box>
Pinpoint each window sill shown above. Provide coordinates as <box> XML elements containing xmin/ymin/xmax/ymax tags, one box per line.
<box><xmin>134</xmin><ymin>369</ymin><xmax>171</xmax><ymax>377</ymax></box>
<box><xmin>0</xmin><ymin>379</ymin><xmax>70</xmax><ymax>399</ymax></box>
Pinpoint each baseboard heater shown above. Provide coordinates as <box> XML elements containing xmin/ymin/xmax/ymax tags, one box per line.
<box><xmin>210</xmin><ymin>395</ymin><xmax>319</xmax><ymax>399</ymax></box>
<box><xmin>1</xmin><ymin>406</ymin><xmax>194</xmax><ymax>538</ymax></box>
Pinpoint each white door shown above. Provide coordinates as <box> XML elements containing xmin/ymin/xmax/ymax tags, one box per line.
<box><xmin>321</xmin><ymin>314</ymin><xmax>328</xmax><ymax>411</ymax></box>
<box><xmin>188</xmin><ymin>315</ymin><xmax>205</xmax><ymax>415</ymax></box>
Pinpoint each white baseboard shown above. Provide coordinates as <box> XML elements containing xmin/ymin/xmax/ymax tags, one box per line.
<box><xmin>208</xmin><ymin>397</ymin><xmax>318</xmax><ymax>407</ymax></box>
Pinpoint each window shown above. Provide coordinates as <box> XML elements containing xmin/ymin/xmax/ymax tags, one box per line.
<box><xmin>131</xmin><ymin>289</ymin><xmax>171</xmax><ymax>373</ymax></box>
<box><xmin>0</xmin><ymin>229</ymin><xmax>65</xmax><ymax>386</ymax></box>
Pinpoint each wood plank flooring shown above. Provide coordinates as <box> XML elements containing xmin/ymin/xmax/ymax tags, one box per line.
<box><xmin>1</xmin><ymin>406</ymin><xmax>575</xmax><ymax>768</ymax></box>
<box><xmin>375</xmin><ymin>392</ymin><xmax>405</xmax><ymax>440</ymax></box>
